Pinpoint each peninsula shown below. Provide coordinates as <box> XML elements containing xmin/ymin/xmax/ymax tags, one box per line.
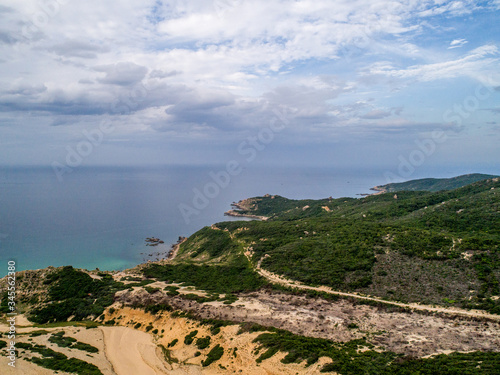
<box><xmin>1</xmin><ymin>175</ymin><xmax>499</xmax><ymax>374</ymax></box>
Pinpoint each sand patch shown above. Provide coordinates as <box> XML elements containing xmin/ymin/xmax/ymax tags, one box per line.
<box><xmin>101</xmin><ymin>326</ymin><xmax>169</xmax><ymax>375</ymax></box>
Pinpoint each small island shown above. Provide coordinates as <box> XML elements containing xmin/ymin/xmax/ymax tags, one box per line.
<box><xmin>145</xmin><ymin>237</ymin><xmax>165</xmax><ymax>246</ymax></box>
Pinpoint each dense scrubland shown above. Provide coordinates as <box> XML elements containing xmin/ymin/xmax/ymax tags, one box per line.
<box><xmin>165</xmin><ymin>177</ymin><xmax>500</xmax><ymax>313</ymax></box>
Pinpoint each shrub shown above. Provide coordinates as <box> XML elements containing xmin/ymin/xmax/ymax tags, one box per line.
<box><xmin>202</xmin><ymin>344</ymin><xmax>224</xmax><ymax>367</ymax></box>
<box><xmin>184</xmin><ymin>330</ymin><xmax>198</xmax><ymax>345</ymax></box>
<box><xmin>196</xmin><ymin>336</ymin><xmax>211</xmax><ymax>350</ymax></box>
<box><xmin>167</xmin><ymin>339</ymin><xmax>178</xmax><ymax>348</ymax></box>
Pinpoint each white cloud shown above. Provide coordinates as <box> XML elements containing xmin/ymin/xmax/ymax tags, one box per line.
<box><xmin>448</xmin><ymin>38</ymin><xmax>468</xmax><ymax>49</ymax></box>
<box><xmin>0</xmin><ymin>0</ymin><xmax>499</xmax><ymax>158</ymax></box>
<box><xmin>366</xmin><ymin>44</ymin><xmax>499</xmax><ymax>82</ymax></box>
<box><xmin>95</xmin><ymin>62</ymin><xmax>149</xmax><ymax>86</ymax></box>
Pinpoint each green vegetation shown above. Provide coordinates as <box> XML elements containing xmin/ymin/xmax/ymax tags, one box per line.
<box><xmin>125</xmin><ymin>279</ymin><xmax>155</xmax><ymax>288</ymax></box>
<box><xmin>196</xmin><ymin>336</ymin><xmax>211</xmax><ymax>350</ymax></box>
<box><xmin>28</xmin><ymin>266</ymin><xmax>127</xmax><ymax>324</ymax></box>
<box><xmin>206</xmin><ymin>178</ymin><xmax>500</xmax><ymax>313</ymax></box>
<box><xmin>202</xmin><ymin>344</ymin><xmax>224</xmax><ymax>367</ymax></box>
<box><xmin>183</xmin><ymin>226</ymin><xmax>239</xmax><ymax>258</ymax></box>
<box><xmin>199</xmin><ymin>318</ymin><xmax>234</xmax><ymax>335</ymax></box>
<box><xmin>378</xmin><ymin>351</ymin><xmax>500</xmax><ymax>374</ymax></box>
<box><xmin>221</xmin><ymin>293</ymin><xmax>238</xmax><ymax>304</ymax></box>
<box><xmin>0</xmin><ymin>340</ymin><xmax>6</xmax><ymax>349</ymax></box>
<box><xmin>158</xmin><ymin>344</ymin><xmax>179</xmax><ymax>364</ymax></box>
<box><xmin>144</xmin><ymin>286</ymin><xmax>160</xmax><ymax>294</ymax></box>
<box><xmin>142</xmin><ymin>254</ymin><xmax>266</xmax><ymax>294</ymax></box>
<box><xmin>48</xmin><ymin>331</ymin><xmax>98</xmax><ymax>353</ymax></box>
<box><xmin>184</xmin><ymin>330</ymin><xmax>198</xmax><ymax>345</ymax></box>
<box><xmin>167</xmin><ymin>338</ymin><xmax>178</xmax><ymax>348</ymax></box>
<box><xmin>252</xmin><ymin>328</ymin><xmax>500</xmax><ymax>374</ymax></box>
<box><xmin>48</xmin><ymin>331</ymin><xmax>76</xmax><ymax>347</ymax></box>
<box><xmin>373</xmin><ymin>173</ymin><xmax>498</xmax><ymax>193</ymax></box>
<box><xmin>164</xmin><ymin>285</ymin><xmax>180</xmax><ymax>296</ymax></box>
<box><xmin>29</xmin><ymin>330</ymin><xmax>50</xmax><ymax>337</ymax></box>
<box><xmin>72</xmin><ymin>342</ymin><xmax>99</xmax><ymax>353</ymax></box>
<box><xmin>16</xmin><ymin>342</ymin><xmax>102</xmax><ymax>375</ymax></box>
<box><xmin>260</xmin><ymin>235</ymin><xmax>375</xmax><ymax>289</ymax></box>
<box><xmin>144</xmin><ymin>303</ymin><xmax>173</xmax><ymax>314</ymax></box>
<box><xmin>0</xmin><ymin>291</ymin><xmax>9</xmax><ymax>313</ymax></box>
<box><xmin>180</xmin><ymin>293</ymin><xmax>218</xmax><ymax>303</ymax></box>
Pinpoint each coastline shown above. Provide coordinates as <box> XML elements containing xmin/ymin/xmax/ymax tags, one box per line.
<box><xmin>166</xmin><ymin>236</ymin><xmax>187</xmax><ymax>261</ymax></box>
<box><xmin>223</xmin><ymin>198</ymin><xmax>269</xmax><ymax>221</ymax></box>
<box><xmin>369</xmin><ymin>186</ymin><xmax>387</xmax><ymax>195</ymax></box>
<box><xmin>223</xmin><ymin>210</ymin><xmax>269</xmax><ymax>221</ymax></box>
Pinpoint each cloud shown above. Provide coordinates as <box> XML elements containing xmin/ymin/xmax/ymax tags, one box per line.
<box><xmin>48</xmin><ymin>40</ymin><xmax>110</xmax><ymax>59</ymax></box>
<box><xmin>149</xmin><ymin>69</ymin><xmax>181</xmax><ymax>79</ymax></box>
<box><xmin>366</xmin><ymin>44</ymin><xmax>499</xmax><ymax>82</ymax></box>
<box><xmin>360</xmin><ymin>109</ymin><xmax>392</xmax><ymax>120</ymax></box>
<box><xmin>0</xmin><ymin>0</ymin><xmax>499</xmax><ymax>168</ymax></box>
<box><xmin>95</xmin><ymin>62</ymin><xmax>149</xmax><ymax>86</ymax></box>
<box><xmin>5</xmin><ymin>82</ymin><xmax>47</xmax><ymax>96</ymax></box>
<box><xmin>417</xmin><ymin>0</ymin><xmax>480</xmax><ymax>17</ymax></box>
<box><xmin>0</xmin><ymin>30</ymin><xmax>19</xmax><ymax>45</ymax></box>
<box><xmin>448</xmin><ymin>38</ymin><xmax>468</xmax><ymax>49</ymax></box>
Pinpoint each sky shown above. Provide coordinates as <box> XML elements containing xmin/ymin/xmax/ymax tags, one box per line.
<box><xmin>0</xmin><ymin>0</ymin><xmax>499</xmax><ymax>177</ymax></box>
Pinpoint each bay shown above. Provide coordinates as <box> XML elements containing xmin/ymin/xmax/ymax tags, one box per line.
<box><xmin>0</xmin><ymin>164</ymin><xmax>424</xmax><ymax>276</ymax></box>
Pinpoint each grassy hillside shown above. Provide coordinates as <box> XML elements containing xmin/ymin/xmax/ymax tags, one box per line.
<box><xmin>164</xmin><ymin>177</ymin><xmax>500</xmax><ymax>313</ymax></box>
<box><xmin>372</xmin><ymin>173</ymin><xmax>498</xmax><ymax>193</ymax></box>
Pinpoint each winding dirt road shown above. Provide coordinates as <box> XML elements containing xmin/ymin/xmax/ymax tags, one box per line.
<box><xmin>254</xmin><ymin>257</ymin><xmax>500</xmax><ymax>321</ymax></box>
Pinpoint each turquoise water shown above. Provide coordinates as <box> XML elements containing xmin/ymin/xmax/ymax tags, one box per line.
<box><xmin>0</xmin><ymin>164</ymin><xmax>475</xmax><ymax>276</ymax></box>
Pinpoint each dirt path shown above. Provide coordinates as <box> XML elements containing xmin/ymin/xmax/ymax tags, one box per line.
<box><xmin>254</xmin><ymin>258</ymin><xmax>500</xmax><ymax>321</ymax></box>
<box><xmin>167</xmin><ymin>237</ymin><xmax>188</xmax><ymax>261</ymax></box>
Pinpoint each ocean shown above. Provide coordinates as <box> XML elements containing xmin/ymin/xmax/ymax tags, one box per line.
<box><xmin>0</xmin><ymin>164</ymin><xmax>468</xmax><ymax>277</ymax></box>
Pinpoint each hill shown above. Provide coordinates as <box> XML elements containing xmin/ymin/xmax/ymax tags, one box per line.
<box><xmin>1</xmin><ymin>175</ymin><xmax>499</xmax><ymax>374</ymax></box>
<box><xmin>371</xmin><ymin>173</ymin><xmax>498</xmax><ymax>193</ymax></box>
<box><xmin>204</xmin><ymin>177</ymin><xmax>500</xmax><ymax>314</ymax></box>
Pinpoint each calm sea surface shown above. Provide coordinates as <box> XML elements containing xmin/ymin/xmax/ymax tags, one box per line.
<box><xmin>0</xmin><ymin>164</ymin><xmax>453</xmax><ymax>276</ymax></box>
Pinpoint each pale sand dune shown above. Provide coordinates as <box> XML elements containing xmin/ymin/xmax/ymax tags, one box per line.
<box><xmin>101</xmin><ymin>326</ymin><xmax>169</xmax><ymax>375</ymax></box>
